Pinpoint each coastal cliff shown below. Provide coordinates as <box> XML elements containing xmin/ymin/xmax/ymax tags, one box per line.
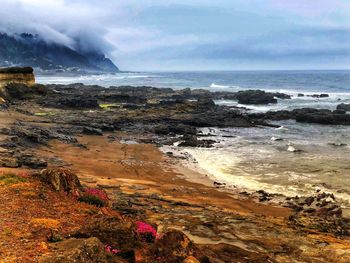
<box><xmin>0</xmin><ymin>67</ymin><xmax>35</xmax><ymax>88</ymax></box>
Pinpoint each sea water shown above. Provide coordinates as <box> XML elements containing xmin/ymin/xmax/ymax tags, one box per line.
<box><xmin>38</xmin><ymin>70</ymin><xmax>350</xmax><ymax>206</ymax></box>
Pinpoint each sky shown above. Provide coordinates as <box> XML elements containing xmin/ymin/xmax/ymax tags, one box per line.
<box><xmin>0</xmin><ymin>0</ymin><xmax>349</xmax><ymax>70</ymax></box>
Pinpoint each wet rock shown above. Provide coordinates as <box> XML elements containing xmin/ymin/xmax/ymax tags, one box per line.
<box><xmin>294</xmin><ymin>108</ymin><xmax>350</xmax><ymax>125</ymax></box>
<box><xmin>328</xmin><ymin>142</ymin><xmax>348</xmax><ymax>147</ymax></box>
<box><xmin>271</xmin><ymin>92</ymin><xmax>292</xmax><ymax>99</ymax></box>
<box><xmin>82</xmin><ymin>127</ymin><xmax>103</xmax><ymax>136</ymax></box>
<box><xmin>297</xmin><ymin>93</ymin><xmax>305</xmax><ymax>97</ymax></box>
<box><xmin>178</xmin><ymin>135</ymin><xmax>216</xmax><ymax>148</ymax></box>
<box><xmin>196</xmin><ymin>98</ymin><xmax>216</xmax><ymax>110</ymax></box>
<box><xmin>36</xmin><ymin>168</ymin><xmax>82</xmax><ymax>195</ymax></box>
<box><xmin>236</xmin><ymin>90</ymin><xmax>277</xmax><ymax>105</ymax></box>
<box><xmin>42</xmin><ymin>96</ymin><xmax>100</xmax><ymax>109</ymax></box>
<box><xmin>307</xmin><ymin>94</ymin><xmax>329</xmax><ymax>98</ymax></box>
<box><xmin>153</xmin><ymin>124</ymin><xmax>197</xmax><ymax>136</ymax></box>
<box><xmin>19</xmin><ymin>153</ymin><xmax>47</xmax><ymax>169</ymax></box>
<box><xmin>38</xmin><ymin>237</ymin><xmax>108</xmax><ymax>263</ymax></box>
<box><xmin>337</xmin><ymin>103</ymin><xmax>350</xmax><ymax>112</ymax></box>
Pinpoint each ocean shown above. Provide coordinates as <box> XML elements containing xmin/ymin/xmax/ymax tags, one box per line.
<box><xmin>37</xmin><ymin>70</ymin><xmax>350</xmax><ymax>212</ymax></box>
<box><xmin>37</xmin><ymin>70</ymin><xmax>350</xmax><ymax>112</ymax></box>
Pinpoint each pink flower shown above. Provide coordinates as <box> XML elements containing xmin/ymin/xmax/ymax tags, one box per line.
<box><xmin>105</xmin><ymin>245</ymin><xmax>120</xmax><ymax>255</ymax></box>
<box><xmin>136</xmin><ymin>221</ymin><xmax>158</xmax><ymax>241</ymax></box>
<box><xmin>85</xmin><ymin>188</ymin><xmax>109</xmax><ymax>201</ymax></box>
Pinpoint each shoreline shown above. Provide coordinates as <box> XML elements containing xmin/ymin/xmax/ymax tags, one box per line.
<box><xmin>1</xmin><ymin>81</ymin><xmax>350</xmax><ymax>261</ymax></box>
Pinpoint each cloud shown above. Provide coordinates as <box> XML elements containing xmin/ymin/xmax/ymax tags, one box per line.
<box><xmin>0</xmin><ymin>0</ymin><xmax>349</xmax><ymax>70</ymax></box>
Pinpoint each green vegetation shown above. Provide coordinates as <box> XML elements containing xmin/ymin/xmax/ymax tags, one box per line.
<box><xmin>0</xmin><ymin>174</ymin><xmax>27</xmax><ymax>185</ymax></box>
<box><xmin>78</xmin><ymin>195</ymin><xmax>106</xmax><ymax>207</ymax></box>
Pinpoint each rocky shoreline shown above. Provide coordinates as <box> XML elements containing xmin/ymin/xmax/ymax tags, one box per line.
<box><xmin>0</xmin><ymin>77</ymin><xmax>350</xmax><ymax>262</ymax></box>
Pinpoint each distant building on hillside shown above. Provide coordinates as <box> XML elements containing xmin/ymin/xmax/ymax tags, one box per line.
<box><xmin>0</xmin><ymin>67</ymin><xmax>35</xmax><ymax>88</ymax></box>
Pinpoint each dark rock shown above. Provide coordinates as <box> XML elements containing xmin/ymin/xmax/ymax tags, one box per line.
<box><xmin>196</xmin><ymin>98</ymin><xmax>216</xmax><ymax>110</ymax></box>
<box><xmin>236</xmin><ymin>90</ymin><xmax>277</xmax><ymax>105</ymax></box>
<box><xmin>271</xmin><ymin>92</ymin><xmax>292</xmax><ymax>99</ymax></box>
<box><xmin>0</xmin><ymin>66</ymin><xmax>34</xmax><ymax>74</ymax></box>
<box><xmin>307</xmin><ymin>94</ymin><xmax>329</xmax><ymax>98</ymax></box>
<box><xmin>297</xmin><ymin>93</ymin><xmax>305</xmax><ymax>97</ymax></box>
<box><xmin>19</xmin><ymin>154</ymin><xmax>47</xmax><ymax>169</ymax></box>
<box><xmin>82</xmin><ymin>127</ymin><xmax>103</xmax><ymax>136</ymax></box>
<box><xmin>304</xmin><ymin>196</ymin><xmax>315</xmax><ymax>206</ymax></box>
<box><xmin>56</xmin><ymin>97</ymin><xmax>100</xmax><ymax>109</ymax></box>
<box><xmin>295</xmin><ymin>109</ymin><xmax>350</xmax><ymax>125</ymax></box>
<box><xmin>178</xmin><ymin>135</ymin><xmax>216</xmax><ymax>148</ymax></box>
<box><xmin>337</xmin><ymin>103</ymin><xmax>350</xmax><ymax>112</ymax></box>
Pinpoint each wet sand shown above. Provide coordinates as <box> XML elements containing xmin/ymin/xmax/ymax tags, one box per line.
<box><xmin>37</xmin><ymin>134</ymin><xmax>290</xmax><ymax>218</ymax></box>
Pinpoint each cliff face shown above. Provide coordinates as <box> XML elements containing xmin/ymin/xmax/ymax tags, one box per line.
<box><xmin>0</xmin><ymin>67</ymin><xmax>35</xmax><ymax>88</ymax></box>
<box><xmin>0</xmin><ymin>33</ymin><xmax>119</xmax><ymax>73</ymax></box>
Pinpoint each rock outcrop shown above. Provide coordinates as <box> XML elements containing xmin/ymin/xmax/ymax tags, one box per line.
<box><xmin>236</xmin><ymin>90</ymin><xmax>278</xmax><ymax>105</ymax></box>
<box><xmin>0</xmin><ymin>67</ymin><xmax>35</xmax><ymax>88</ymax></box>
<box><xmin>337</xmin><ymin>103</ymin><xmax>350</xmax><ymax>112</ymax></box>
<box><xmin>38</xmin><ymin>237</ymin><xmax>109</xmax><ymax>263</ymax></box>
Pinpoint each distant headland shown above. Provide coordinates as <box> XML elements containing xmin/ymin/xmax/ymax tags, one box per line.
<box><xmin>0</xmin><ymin>33</ymin><xmax>119</xmax><ymax>73</ymax></box>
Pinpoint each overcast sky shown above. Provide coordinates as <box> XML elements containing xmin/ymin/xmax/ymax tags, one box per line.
<box><xmin>1</xmin><ymin>0</ymin><xmax>349</xmax><ymax>70</ymax></box>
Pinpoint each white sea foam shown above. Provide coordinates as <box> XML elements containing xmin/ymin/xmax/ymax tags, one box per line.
<box><xmin>209</xmin><ymin>83</ymin><xmax>241</xmax><ymax>90</ymax></box>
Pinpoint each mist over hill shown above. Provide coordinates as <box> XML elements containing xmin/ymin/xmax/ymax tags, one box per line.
<box><xmin>0</xmin><ymin>33</ymin><xmax>119</xmax><ymax>73</ymax></box>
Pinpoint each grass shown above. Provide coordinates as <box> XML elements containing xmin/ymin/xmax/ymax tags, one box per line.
<box><xmin>78</xmin><ymin>195</ymin><xmax>107</xmax><ymax>207</ymax></box>
<box><xmin>0</xmin><ymin>174</ymin><xmax>28</xmax><ymax>185</ymax></box>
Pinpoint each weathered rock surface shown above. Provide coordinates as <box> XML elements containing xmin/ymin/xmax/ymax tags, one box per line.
<box><xmin>0</xmin><ymin>67</ymin><xmax>35</xmax><ymax>88</ymax></box>
<box><xmin>236</xmin><ymin>90</ymin><xmax>278</xmax><ymax>105</ymax></box>
<box><xmin>38</xmin><ymin>237</ymin><xmax>108</xmax><ymax>263</ymax></box>
<box><xmin>250</xmin><ymin>108</ymin><xmax>350</xmax><ymax>125</ymax></box>
<box><xmin>37</xmin><ymin>168</ymin><xmax>83</xmax><ymax>195</ymax></box>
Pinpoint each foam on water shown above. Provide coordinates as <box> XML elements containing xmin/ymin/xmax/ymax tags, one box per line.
<box><xmin>177</xmin><ymin>123</ymin><xmax>350</xmax><ymax>206</ymax></box>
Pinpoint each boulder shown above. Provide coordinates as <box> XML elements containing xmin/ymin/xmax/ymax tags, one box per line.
<box><xmin>271</xmin><ymin>92</ymin><xmax>292</xmax><ymax>99</ymax></box>
<box><xmin>236</xmin><ymin>90</ymin><xmax>277</xmax><ymax>105</ymax></box>
<box><xmin>337</xmin><ymin>103</ymin><xmax>350</xmax><ymax>112</ymax></box>
<box><xmin>37</xmin><ymin>168</ymin><xmax>82</xmax><ymax>196</ymax></box>
<box><xmin>197</xmin><ymin>98</ymin><xmax>216</xmax><ymax>108</ymax></box>
<box><xmin>72</xmin><ymin>217</ymin><xmax>137</xmax><ymax>256</ymax></box>
<box><xmin>178</xmin><ymin>135</ymin><xmax>216</xmax><ymax>148</ymax></box>
<box><xmin>38</xmin><ymin>237</ymin><xmax>108</xmax><ymax>263</ymax></box>
<box><xmin>151</xmin><ymin>230</ymin><xmax>200</xmax><ymax>262</ymax></box>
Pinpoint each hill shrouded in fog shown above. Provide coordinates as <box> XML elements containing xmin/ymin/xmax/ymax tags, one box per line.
<box><xmin>0</xmin><ymin>33</ymin><xmax>119</xmax><ymax>73</ymax></box>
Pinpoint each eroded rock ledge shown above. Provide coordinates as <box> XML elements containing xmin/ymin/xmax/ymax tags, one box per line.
<box><xmin>0</xmin><ymin>67</ymin><xmax>35</xmax><ymax>88</ymax></box>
